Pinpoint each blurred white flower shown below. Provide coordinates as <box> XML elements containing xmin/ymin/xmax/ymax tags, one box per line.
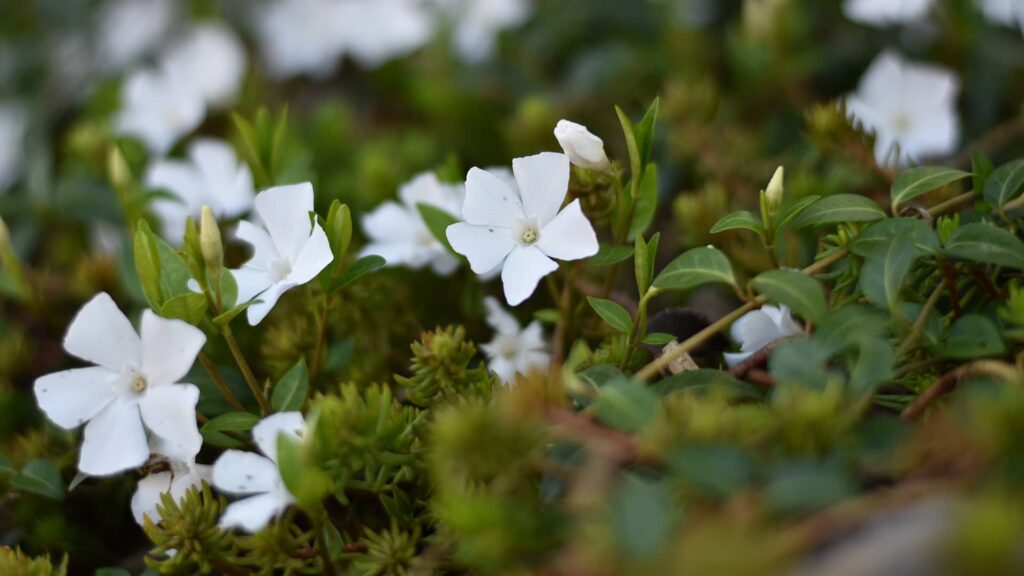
<box><xmin>342</xmin><ymin>0</ymin><xmax>435</xmax><ymax>68</ymax></box>
<box><xmin>33</xmin><ymin>293</ymin><xmax>206</xmax><ymax>476</ymax></box>
<box><xmin>724</xmin><ymin>304</ymin><xmax>803</xmax><ymax>367</ymax></box>
<box><xmin>843</xmin><ymin>0</ymin><xmax>934</xmax><ymax>25</ymax></box>
<box><xmin>231</xmin><ymin>183</ymin><xmax>334</xmax><ymax>325</ymax></box>
<box><xmin>554</xmin><ymin>120</ymin><xmax>610</xmax><ymax>172</ymax></box>
<box><xmin>162</xmin><ymin>23</ymin><xmax>248</xmax><ymax>109</ymax></box>
<box><xmin>146</xmin><ymin>138</ymin><xmax>255</xmax><ymax>241</ymax></box>
<box><xmin>979</xmin><ymin>0</ymin><xmax>1024</xmax><ymax>30</ymax></box>
<box><xmin>447</xmin><ymin>152</ymin><xmax>598</xmax><ymax>306</ymax></box>
<box><xmin>212</xmin><ymin>412</ymin><xmax>305</xmax><ymax>533</ymax></box>
<box><xmin>845</xmin><ymin>51</ymin><xmax>959</xmax><ymax>165</ymax></box>
<box><xmin>254</xmin><ymin>0</ymin><xmax>349</xmax><ymax>80</ymax></box>
<box><xmin>0</xmin><ymin>102</ymin><xmax>27</xmax><ymax>194</ymax></box>
<box><xmin>114</xmin><ymin>67</ymin><xmax>205</xmax><ymax>155</ymax></box>
<box><xmin>131</xmin><ymin>459</ymin><xmax>211</xmax><ymax>525</ymax></box>
<box><xmin>97</xmin><ymin>0</ymin><xmax>178</xmax><ymax>73</ymax></box>
<box><xmin>430</xmin><ymin>0</ymin><xmax>532</xmax><ymax>62</ymax></box>
<box><xmin>480</xmin><ymin>296</ymin><xmax>549</xmax><ymax>384</ymax></box>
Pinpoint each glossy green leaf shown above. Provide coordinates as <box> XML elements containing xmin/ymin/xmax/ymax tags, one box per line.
<box><xmin>271</xmin><ymin>359</ymin><xmax>309</xmax><ymax>412</ymax></box>
<box><xmin>775</xmin><ymin>195</ymin><xmax>821</xmax><ymax>230</ymax></box>
<box><xmin>325</xmin><ymin>200</ymin><xmax>353</xmax><ymax>263</ymax></box>
<box><xmin>983</xmin><ymin>159</ymin><xmax>1024</xmax><ymax>208</ymax></box>
<box><xmin>790</xmin><ymin>194</ymin><xmax>886</xmax><ymax>228</ymax></box>
<box><xmin>160</xmin><ymin>292</ymin><xmax>208</xmax><ymax>325</ymax></box>
<box><xmin>416</xmin><ymin>203</ymin><xmax>459</xmax><ymax>255</ymax></box>
<box><xmin>133</xmin><ymin>221</ymin><xmax>163</xmax><ymax>309</ymax></box>
<box><xmin>634</xmin><ymin>232</ymin><xmax>659</xmax><ymax>296</ymax></box>
<box><xmin>587</xmin><ymin>297</ymin><xmax>633</xmax><ymax>333</ymax></box>
<box><xmin>850</xmin><ymin>218</ymin><xmax>939</xmax><ymax>259</ymax></box>
<box><xmin>890</xmin><ymin>166</ymin><xmax>969</xmax><ymax>212</ymax></box>
<box><xmin>200</xmin><ymin>411</ymin><xmax>259</xmax><ymax>448</ymax></box>
<box><xmin>594</xmin><ymin>379</ymin><xmax>659</xmax><ymax>433</ymax></box>
<box><xmin>589</xmin><ymin>244</ymin><xmax>634</xmax><ymax>266</ymax></box>
<box><xmin>10</xmin><ymin>459</ymin><xmax>64</xmax><ymax>500</ymax></box>
<box><xmin>710</xmin><ymin>210</ymin><xmax>763</xmax><ymax>236</ymax></box>
<box><xmin>944</xmin><ymin>223</ymin><xmax>1024</xmax><ymax>270</ymax></box>
<box><xmin>641</xmin><ymin>332</ymin><xmax>675</xmax><ymax>345</ymax></box>
<box><xmin>277</xmin><ymin>434</ymin><xmax>331</xmax><ymax>508</ymax></box>
<box><xmin>653</xmin><ymin>246</ymin><xmax>735</xmax><ymax>291</ymax></box>
<box><xmin>331</xmin><ymin>255</ymin><xmax>386</xmax><ymax>291</ymax></box>
<box><xmin>753</xmin><ymin>269</ymin><xmax>827</xmax><ymax>323</ymax></box>
<box><xmin>859</xmin><ymin>231</ymin><xmax>917</xmax><ymax>311</ymax></box>
<box><xmin>939</xmin><ymin>314</ymin><xmax>1005</xmax><ymax>359</ymax></box>
<box><xmin>628</xmin><ymin>164</ymin><xmax>658</xmax><ymax>240</ymax></box>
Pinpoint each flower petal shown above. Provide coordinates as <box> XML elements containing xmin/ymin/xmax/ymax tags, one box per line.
<box><xmin>536</xmin><ymin>199</ymin><xmax>599</xmax><ymax>261</ymax></box>
<box><xmin>235</xmin><ymin>220</ymin><xmax>279</xmax><ymax>270</ymax></box>
<box><xmin>188</xmin><ymin>138</ymin><xmax>254</xmax><ymax>217</ymax></box>
<box><xmin>446</xmin><ymin>222</ymin><xmax>515</xmax><ymax>274</ymax></box>
<box><xmin>212</xmin><ymin>450</ymin><xmax>282</xmax><ymax>495</ymax></box>
<box><xmin>512</xmin><ymin>152</ymin><xmax>569</xmax><ymax>226</ymax></box>
<box><xmin>723</xmin><ymin>351</ymin><xmax>753</xmax><ymax>368</ymax></box>
<box><xmin>245</xmin><ymin>282</ymin><xmax>289</xmax><ymax>326</ymax></box>
<box><xmin>254</xmin><ymin>182</ymin><xmax>315</xmax><ymax>262</ymax></box>
<box><xmin>63</xmin><ymin>292</ymin><xmax>141</xmax><ymax>372</ymax></box>
<box><xmin>218</xmin><ymin>491</ymin><xmax>291</xmax><ymax>533</ymax></box>
<box><xmin>501</xmin><ymin>245</ymin><xmax>558</xmax><ymax>306</ymax></box>
<box><xmin>252</xmin><ymin>411</ymin><xmax>306</xmax><ymax>463</ymax></box>
<box><xmin>139</xmin><ymin>384</ymin><xmax>203</xmax><ymax>464</ymax></box>
<box><xmin>34</xmin><ymin>367</ymin><xmax>121</xmax><ymax>429</ymax></box>
<box><xmin>730</xmin><ymin>309</ymin><xmax>780</xmax><ymax>353</ymax></box>
<box><xmin>483</xmin><ymin>296</ymin><xmax>520</xmax><ymax>335</ymax></box>
<box><xmin>132</xmin><ymin>471</ymin><xmax>174</xmax><ymax>525</ymax></box>
<box><xmin>463</xmin><ymin>167</ymin><xmax>524</xmax><ymax>227</ymax></box>
<box><xmin>79</xmin><ymin>398</ymin><xmax>149</xmax><ymax>476</ymax></box>
<box><xmin>286</xmin><ymin>222</ymin><xmax>333</xmax><ymax>285</ymax></box>
<box><xmin>140</xmin><ymin>310</ymin><xmax>206</xmax><ymax>386</ymax></box>
<box><xmin>232</xmin><ymin>266</ymin><xmax>272</xmax><ymax>305</ymax></box>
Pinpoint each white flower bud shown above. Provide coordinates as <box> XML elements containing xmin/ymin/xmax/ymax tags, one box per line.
<box><xmin>554</xmin><ymin>120</ymin><xmax>610</xmax><ymax>172</ymax></box>
<box><xmin>765</xmin><ymin>165</ymin><xmax>784</xmax><ymax>213</ymax></box>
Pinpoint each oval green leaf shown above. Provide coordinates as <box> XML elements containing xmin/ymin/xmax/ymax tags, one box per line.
<box><xmin>653</xmin><ymin>246</ymin><xmax>735</xmax><ymax>292</ymax></box>
<box><xmin>710</xmin><ymin>210</ymin><xmax>763</xmax><ymax>236</ymax></box>
<box><xmin>944</xmin><ymin>223</ymin><xmax>1024</xmax><ymax>270</ymax></box>
<box><xmin>587</xmin><ymin>297</ymin><xmax>634</xmax><ymax>333</ymax></box>
<box><xmin>752</xmin><ymin>269</ymin><xmax>827</xmax><ymax>323</ymax></box>
<box><xmin>790</xmin><ymin>195</ymin><xmax>886</xmax><ymax>228</ymax></box>
<box><xmin>890</xmin><ymin>166</ymin><xmax>970</xmax><ymax>212</ymax></box>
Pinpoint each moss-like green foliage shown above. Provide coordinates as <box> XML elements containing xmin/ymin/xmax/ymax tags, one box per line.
<box><xmin>143</xmin><ymin>483</ymin><xmax>235</xmax><ymax>575</ymax></box>
<box><xmin>0</xmin><ymin>547</ymin><xmax>66</xmax><ymax>576</ymax></box>
<box><xmin>395</xmin><ymin>326</ymin><xmax>495</xmax><ymax>406</ymax></box>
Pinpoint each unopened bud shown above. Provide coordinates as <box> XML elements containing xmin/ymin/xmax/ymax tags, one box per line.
<box><xmin>765</xmin><ymin>166</ymin><xmax>784</xmax><ymax>213</ymax></box>
<box><xmin>554</xmin><ymin>120</ymin><xmax>611</xmax><ymax>172</ymax></box>
<box><xmin>199</xmin><ymin>206</ymin><xmax>223</xmax><ymax>274</ymax></box>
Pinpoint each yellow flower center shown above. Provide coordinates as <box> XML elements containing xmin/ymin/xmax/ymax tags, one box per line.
<box><xmin>520</xmin><ymin>227</ymin><xmax>538</xmax><ymax>244</ymax></box>
<box><xmin>131</xmin><ymin>375</ymin><xmax>148</xmax><ymax>393</ymax></box>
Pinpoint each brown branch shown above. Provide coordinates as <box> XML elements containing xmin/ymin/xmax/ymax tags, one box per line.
<box><xmin>901</xmin><ymin>361</ymin><xmax>1020</xmax><ymax>420</ymax></box>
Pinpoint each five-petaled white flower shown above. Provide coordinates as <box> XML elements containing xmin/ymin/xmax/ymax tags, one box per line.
<box><xmin>554</xmin><ymin>120</ymin><xmax>611</xmax><ymax>172</ymax></box>
<box><xmin>33</xmin><ymin>293</ymin><xmax>206</xmax><ymax>476</ymax></box>
<box><xmin>231</xmin><ymin>183</ymin><xmax>334</xmax><ymax>325</ymax></box>
<box><xmin>212</xmin><ymin>412</ymin><xmax>305</xmax><ymax>533</ymax></box>
<box><xmin>0</xmin><ymin>102</ymin><xmax>27</xmax><ymax>194</ymax></box>
<box><xmin>146</xmin><ymin>138</ymin><xmax>255</xmax><ymax>241</ymax></box>
<box><xmin>980</xmin><ymin>0</ymin><xmax>1024</xmax><ymax>31</ymax></box>
<box><xmin>480</xmin><ymin>296</ymin><xmax>550</xmax><ymax>384</ymax></box>
<box><xmin>845</xmin><ymin>51</ymin><xmax>960</xmax><ymax>166</ymax></box>
<box><xmin>161</xmin><ymin>23</ymin><xmax>248</xmax><ymax>109</ymax></box>
<box><xmin>843</xmin><ymin>0</ymin><xmax>934</xmax><ymax>25</ymax></box>
<box><xmin>428</xmin><ymin>0</ymin><xmax>533</xmax><ymax>63</ymax></box>
<box><xmin>360</xmin><ymin>171</ymin><xmax>463</xmax><ymax>276</ymax></box>
<box><xmin>96</xmin><ymin>0</ymin><xmax>178</xmax><ymax>73</ymax></box>
<box><xmin>724</xmin><ymin>304</ymin><xmax>803</xmax><ymax>367</ymax></box>
<box><xmin>342</xmin><ymin>0</ymin><xmax>435</xmax><ymax>69</ymax></box>
<box><xmin>114</xmin><ymin>67</ymin><xmax>205</xmax><ymax>156</ymax></box>
<box><xmin>254</xmin><ymin>0</ymin><xmax>350</xmax><ymax>80</ymax></box>
<box><xmin>131</xmin><ymin>459</ymin><xmax>211</xmax><ymax>525</ymax></box>
<box><xmin>446</xmin><ymin>152</ymin><xmax>598</xmax><ymax>306</ymax></box>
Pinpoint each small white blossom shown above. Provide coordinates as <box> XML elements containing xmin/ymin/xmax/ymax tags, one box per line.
<box><xmin>0</xmin><ymin>102</ymin><xmax>27</xmax><ymax>194</ymax></box>
<box><xmin>342</xmin><ymin>0</ymin><xmax>435</xmax><ymax>69</ymax></box>
<box><xmin>131</xmin><ymin>459</ymin><xmax>211</xmax><ymax>525</ymax></box>
<box><xmin>231</xmin><ymin>183</ymin><xmax>334</xmax><ymax>325</ymax></box>
<box><xmin>724</xmin><ymin>304</ymin><xmax>803</xmax><ymax>367</ymax></box>
<box><xmin>554</xmin><ymin>120</ymin><xmax>611</xmax><ymax>172</ymax></box>
<box><xmin>253</xmin><ymin>0</ymin><xmax>349</xmax><ymax>80</ymax></box>
<box><xmin>212</xmin><ymin>412</ymin><xmax>305</xmax><ymax>533</ymax></box>
<box><xmin>145</xmin><ymin>138</ymin><xmax>255</xmax><ymax>241</ymax></box>
<box><xmin>96</xmin><ymin>0</ymin><xmax>178</xmax><ymax>73</ymax></box>
<box><xmin>979</xmin><ymin>0</ymin><xmax>1024</xmax><ymax>30</ymax></box>
<box><xmin>843</xmin><ymin>0</ymin><xmax>934</xmax><ymax>25</ymax></box>
<box><xmin>360</xmin><ymin>172</ymin><xmax>463</xmax><ymax>275</ymax></box>
<box><xmin>480</xmin><ymin>296</ymin><xmax>550</xmax><ymax>384</ymax></box>
<box><xmin>429</xmin><ymin>0</ymin><xmax>532</xmax><ymax>62</ymax></box>
<box><xmin>162</xmin><ymin>23</ymin><xmax>248</xmax><ymax>109</ymax></box>
<box><xmin>34</xmin><ymin>293</ymin><xmax>206</xmax><ymax>476</ymax></box>
<box><xmin>114</xmin><ymin>67</ymin><xmax>205</xmax><ymax>156</ymax></box>
<box><xmin>447</xmin><ymin>152</ymin><xmax>598</xmax><ymax>306</ymax></box>
<box><xmin>845</xmin><ymin>51</ymin><xmax>960</xmax><ymax>165</ymax></box>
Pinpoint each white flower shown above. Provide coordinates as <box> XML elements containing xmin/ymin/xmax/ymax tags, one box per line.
<box><xmin>96</xmin><ymin>0</ymin><xmax>177</xmax><ymax>73</ymax></box>
<box><xmin>979</xmin><ymin>0</ymin><xmax>1024</xmax><ymax>30</ymax></box>
<box><xmin>145</xmin><ymin>138</ymin><xmax>255</xmax><ymax>241</ymax></box>
<box><xmin>446</xmin><ymin>152</ymin><xmax>598</xmax><ymax>306</ymax></box>
<box><xmin>429</xmin><ymin>0</ymin><xmax>532</xmax><ymax>62</ymax></box>
<box><xmin>33</xmin><ymin>293</ymin><xmax>206</xmax><ymax>476</ymax></box>
<box><xmin>162</xmin><ymin>23</ymin><xmax>248</xmax><ymax>109</ymax></box>
<box><xmin>231</xmin><ymin>183</ymin><xmax>334</xmax><ymax>325</ymax></box>
<box><xmin>480</xmin><ymin>296</ymin><xmax>550</xmax><ymax>384</ymax></box>
<box><xmin>0</xmin><ymin>102</ymin><xmax>27</xmax><ymax>194</ymax></box>
<box><xmin>554</xmin><ymin>120</ymin><xmax>611</xmax><ymax>172</ymax></box>
<box><xmin>131</xmin><ymin>459</ymin><xmax>211</xmax><ymax>525</ymax></box>
<box><xmin>212</xmin><ymin>412</ymin><xmax>305</xmax><ymax>533</ymax></box>
<box><xmin>845</xmin><ymin>51</ymin><xmax>959</xmax><ymax>166</ymax></box>
<box><xmin>360</xmin><ymin>172</ymin><xmax>463</xmax><ymax>275</ymax></box>
<box><xmin>342</xmin><ymin>0</ymin><xmax>435</xmax><ymax>69</ymax></box>
<box><xmin>114</xmin><ymin>67</ymin><xmax>205</xmax><ymax>156</ymax></box>
<box><xmin>724</xmin><ymin>304</ymin><xmax>803</xmax><ymax>367</ymax></box>
<box><xmin>843</xmin><ymin>0</ymin><xmax>934</xmax><ymax>25</ymax></box>
<box><xmin>253</xmin><ymin>0</ymin><xmax>349</xmax><ymax>80</ymax></box>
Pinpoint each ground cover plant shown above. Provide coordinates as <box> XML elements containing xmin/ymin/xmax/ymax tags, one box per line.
<box><xmin>3</xmin><ymin>0</ymin><xmax>1024</xmax><ymax>574</ymax></box>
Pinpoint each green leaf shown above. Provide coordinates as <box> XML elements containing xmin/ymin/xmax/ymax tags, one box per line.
<box><xmin>668</xmin><ymin>445</ymin><xmax>755</xmax><ymax>497</ymax></box>
<box><xmin>973</xmin><ymin>151</ymin><xmax>994</xmax><ymax>201</ymax></box>
<box><xmin>652</xmin><ymin>369</ymin><xmax>763</xmax><ymax>400</ymax></box>
<box><xmin>615</xmin><ymin>105</ymin><xmax>642</xmax><ymax>190</ymax></box>
<box><xmin>769</xmin><ymin>340</ymin><xmax>832</xmax><ymax>390</ymax></box>
<box><xmin>590</xmin><ymin>244</ymin><xmax>634</xmax><ymax>266</ymax></box>
<box><xmin>593</xmin><ymin>378</ymin><xmax>659</xmax><ymax>433</ymax></box>
<box><xmin>766</xmin><ymin>461</ymin><xmax>855</xmax><ymax>514</ymax></box>
<box><xmin>850</xmin><ymin>218</ymin><xmax>939</xmax><ymax>259</ymax></box>
<box><xmin>752</xmin><ymin>269</ymin><xmax>827</xmax><ymax>324</ymax></box>
<box><xmin>271</xmin><ymin>359</ymin><xmax>309</xmax><ymax>412</ymax></box>
<box><xmin>814</xmin><ymin>304</ymin><xmax>889</xmax><ymax>355</ymax></box>
<box><xmin>790</xmin><ymin>194</ymin><xmax>886</xmax><ymax>228</ymax></box>
<box><xmin>416</xmin><ymin>203</ymin><xmax>460</xmax><ymax>255</ymax></box>
<box><xmin>160</xmin><ymin>292</ymin><xmax>208</xmax><ymax>325</ymax></box>
<box><xmin>641</xmin><ymin>332</ymin><xmax>675</xmax><ymax>345</ymax></box>
<box><xmin>634</xmin><ymin>97</ymin><xmax>660</xmax><ymax>174</ymax></box>
<box><xmin>634</xmin><ymin>232</ymin><xmax>659</xmax><ymax>296</ymax></box>
<box><xmin>774</xmin><ymin>195</ymin><xmax>821</xmax><ymax>230</ymax></box>
<box><xmin>984</xmin><ymin>159</ymin><xmax>1024</xmax><ymax>208</ymax></box>
<box><xmin>200</xmin><ymin>411</ymin><xmax>259</xmax><ymax>448</ymax></box>
<box><xmin>212</xmin><ymin>299</ymin><xmax>258</xmax><ymax>326</ymax></box>
<box><xmin>890</xmin><ymin>166</ymin><xmax>970</xmax><ymax>212</ymax></box>
<box><xmin>859</xmin><ymin>230</ymin><xmax>918</xmax><ymax>311</ymax></box>
<box><xmin>10</xmin><ymin>459</ymin><xmax>64</xmax><ymax>500</ymax></box>
<box><xmin>68</xmin><ymin>471</ymin><xmax>88</xmax><ymax>492</ymax></box>
<box><xmin>587</xmin><ymin>297</ymin><xmax>633</xmax><ymax>333</ymax></box>
<box><xmin>944</xmin><ymin>223</ymin><xmax>1024</xmax><ymax>270</ymax></box>
<box><xmin>133</xmin><ymin>221</ymin><xmax>163</xmax><ymax>309</ymax></box>
<box><xmin>611</xmin><ymin>473</ymin><xmax>676</xmax><ymax>560</ymax></box>
<box><xmin>939</xmin><ymin>314</ymin><xmax>1005</xmax><ymax>359</ymax></box>
<box><xmin>325</xmin><ymin>339</ymin><xmax>355</xmax><ymax>372</ymax></box>
<box><xmin>653</xmin><ymin>246</ymin><xmax>735</xmax><ymax>292</ymax></box>
<box><xmin>628</xmin><ymin>164</ymin><xmax>659</xmax><ymax>240</ymax></box>
<box><xmin>325</xmin><ymin>200</ymin><xmax>353</xmax><ymax>264</ymax></box>
<box><xmin>95</xmin><ymin>569</ymin><xmax>132</xmax><ymax>576</ymax></box>
<box><xmin>155</xmin><ymin>235</ymin><xmax>193</xmax><ymax>298</ymax></box>
<box><xmin>576</xmin><ymin>364</ymin><xmax>626</xmax><ymax>390</ymax></box>
<box><xmin>331</xmin><ymin>255</ymin><xmax>386</xmax><ymax>291</ymax></box>
<box><xmin>710</xmin><ymin>210</ymin><xmax>764</xmax><ymax>236</ymax></box>
<box><xmin>848</xmin><ymin>338</ymin><xmax>894</xmax><ymax>396</ymax></box>
<box><xmin>276</xmin><ymin>434</ymin><xmax>331</xmax><ymax>509</ymax></box>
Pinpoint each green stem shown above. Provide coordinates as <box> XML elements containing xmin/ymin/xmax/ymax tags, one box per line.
<box><xmin>310</xmin><ymin>293</ymin><xmax>332</xmax><ymax>380</ymax></box>
<box><xmin>895</xmin><ymin>281</ymin><xmax>946</xmax><ymax>359</ymax></box>
<box><xmin>315</xmin><ymin>514</ymin><xmax>340</xmax><ymax>576</ymax></box>
<box><xmin>926</xmin><ymin>190</ymin><xmax>976</xmax><ymax>218</ymax></box>
<box><xmin>620</xmin><ymin>289</ymin><xmax>657</xmax><ymax>370</ymax></box>
<box><xmin>198</xmin><ymin>352</ymin><xmax>246</xmax><ymax>412</ymax></box>
<box><xmin>221</xmin><ymin>324</ymin><xmax>271</xmax><ymax>414</ymax></box>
